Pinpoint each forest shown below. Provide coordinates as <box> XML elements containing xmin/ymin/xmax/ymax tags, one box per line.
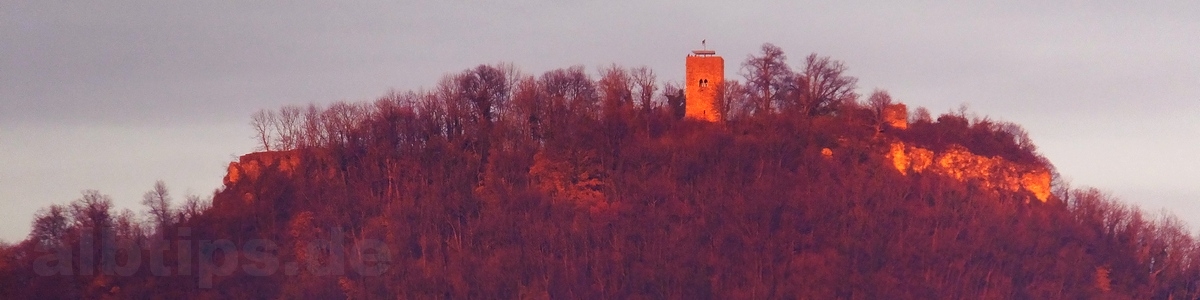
<box><xmin>2</xmin><ymin>43</ymin><xmax>1199</xmax><ymax>299</ymax></box>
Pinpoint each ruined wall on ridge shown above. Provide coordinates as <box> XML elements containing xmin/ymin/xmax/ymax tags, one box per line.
<box><xmin>883</xmin><ymin>103</ymin><xmax>908</xmax><ymax>130</ymax></box>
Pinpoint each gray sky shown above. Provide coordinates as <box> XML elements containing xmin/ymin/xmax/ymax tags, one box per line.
<box><xmin>2</xmin><ymin>1</ymin><xmax>1198</xmax><ymax>242</ymax></box>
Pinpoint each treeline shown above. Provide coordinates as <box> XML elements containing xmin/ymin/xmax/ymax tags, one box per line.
<box><xmin>2</xmin><ymin>43</ymin><xmax>1199</xmax><ymax>298</ymax></box>
<box><xmin>244</xmin><ymin>44</ymin><xmax>868</xmax><ymax>154</ymax></box>
<box><xmin>1</xmin><ymin>182</ymin><xmax>213</xmax><ymax>298</ymax></box>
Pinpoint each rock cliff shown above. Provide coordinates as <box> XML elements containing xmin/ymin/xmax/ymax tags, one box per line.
<box><xmin>888</xmin><ymin>141</ymin><xmax>1051</xmax><ymax>202</ymax></box>
<box><xmin>223</xmin><ymin>150</ymin><xmax>300</xmax><ymax>187</ymax></box>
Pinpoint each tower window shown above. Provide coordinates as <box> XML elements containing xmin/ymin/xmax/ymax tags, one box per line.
<box><xmin>699</xmin><ymin>79</ymin><xmax>708</xmax><ymax>88</ymax></box>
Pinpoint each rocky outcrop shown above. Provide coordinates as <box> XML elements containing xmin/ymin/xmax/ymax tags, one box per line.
<box><xmin>888</xmin><ymin>142</ymin><xmax>1051</xmax><ymax>202</ymax></box>
<box><xmin>223</xmin><ymin>150</ymin><xmax>301</xmax><ymax>186</ymax></box>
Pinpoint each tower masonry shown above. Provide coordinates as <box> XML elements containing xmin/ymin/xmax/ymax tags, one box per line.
<box><xmin>685</xmin><ymin>49</ymin><xmax>724</xmax><ymax>122</ymax></box>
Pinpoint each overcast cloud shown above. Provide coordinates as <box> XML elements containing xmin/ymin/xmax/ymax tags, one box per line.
<box><xmin>2</xmin><ymin>1</ymin><xmax>1198</xmax><ymax>242</ymax></box>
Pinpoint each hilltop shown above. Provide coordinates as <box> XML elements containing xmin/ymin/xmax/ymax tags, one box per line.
<box><xmin>2</xmin><ymin>44</ymin><xmax>1198</xmax><ymax>299</ymax></box>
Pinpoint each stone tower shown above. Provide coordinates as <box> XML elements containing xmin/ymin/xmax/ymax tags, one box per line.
<box><xmin>685</xmin><ymin>49</ymin><xmax>724</xmax><ymax>122</ymax></box>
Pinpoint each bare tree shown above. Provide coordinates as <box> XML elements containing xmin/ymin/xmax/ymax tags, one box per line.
<box><xmin>322</xmin><ymin>102</ymin><xmax>370</xmax><ymax>146</ymax></box>
<box><xmin>275</xmin><ymin>105</ymin><xmax>303</xmax><ymax>150</ymax></box>
<box><xmin>251</xmin><ymin>109</ymin><xmax>277</xmax><ymax>151</ymax></box>
<box><xmin>456</xmin><ymin>64</ymin><xmax>511</xmax><ymax>176</ymax></box>
<box><xmin>716</xmin><ymin>80</ymin><xmax>751</xmax><ymax>121</ymax></box>
<box><xmin>29</xmin><ymin>204</ymin><xmax>70</xmax><ymax>247</ymax></box>
<box><xmin>436</xmin><ymin>74</ymin><xmax>468</xmax><ymax>141</ymax></box>
<box><xmin>302</xmin><ymin>103</ymin><xmax>326</xmax><ymax>148</ymax></box>
<box><xmin>416</xmin><ymin>89</ymin><xmax>449</xmax><ymax>141</ymax></box>
<box><xmin>509</xmin><ymin>76</ymin><xmax>544</xmax><ymax>142</ymax></box>
<box><xmin>141</xmin><ymin>180</ymin><xmax>174</xmax><ymax>232</ymax></box>
<box><xmin>538</xmin><ymin>66</ymin><xmax>599</xmax><ymax>139</ymax></box>
<box><xmin>178</xmin><ymin>193</ymin><xmax>211</xmax><ymax>223</ymax></box>
<box><xmin>598</xmin><ymin>64</ymin><xmax>633</xmax><ymax>120</ymax></box>
<box><xmin>741</xmin><ymin>43</ymin><xmax>792</xmax><ymax>114</ymax></box>
<box><xmin>460</xmin><ymin>64</ymin><xmax>511</xmax><ymax>127</ymax></box>
<box><xmin>548</xmin><ymin>66</ymin><xmax>599</xmax><ymax>119</ymax></box>
<box><xmin>867</xmin><ymin>89</ymin><xmax>893</xmax><ymax>131</ymax></box>
<box><xmin>69</xmin><ymin>190</ymin><xmax>115</xmax><ymax>240</ymax></box>
<box><xmin>631</xmin><ymin>66</ymin><xmax>657</xmax><ymax>114</ymax></box>
<box><xmin>114</xmin><ymin>208</ymin><xmax>144</xmax><ymax>241</ymax></box>
<box><xmin>997</xmin><ymin>121</ymin><xmax>1037</xmax><ymax>153</ymax></box>
<box><xmin>792</xmin><ymin>53</ymin><xmax>858</xmax><ymax>116</ymax></box>
<box><xmin>494</xmin><ymin>62</ymin><xmax>523</xmax><ymax>120</ymax></box>
<box><xmin>912</xmin><ymin>107</ymin><xmax>932</xmax><ymax>123</ymax></box>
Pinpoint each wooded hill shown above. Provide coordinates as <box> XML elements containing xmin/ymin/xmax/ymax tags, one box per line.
<box><xmin>3</xmin><ymin>44</ymin><xmax>1198</xmax><ymax>299</ymax></box>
